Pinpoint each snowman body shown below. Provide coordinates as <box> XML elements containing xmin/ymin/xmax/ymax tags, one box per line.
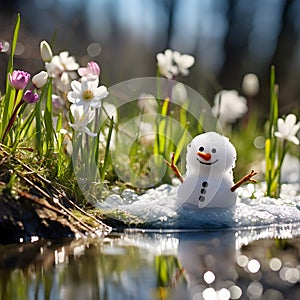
<box><xmin>177</xmin><ymin>172</ymin><xmax>237</xmax><ymax>208</ymax></box>
<box><xmin>176</xmin><ymin>132</ymin><xmax>237</xmax><ymax>209</ymax></box>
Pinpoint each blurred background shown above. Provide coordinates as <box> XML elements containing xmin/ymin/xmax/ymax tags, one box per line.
<box><xmin>1</xmin><ymin>0</ymin><xmax>300</xmax><ymax>120</ymax></box>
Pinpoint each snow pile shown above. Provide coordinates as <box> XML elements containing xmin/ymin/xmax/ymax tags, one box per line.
<box><xmin>96</xmin><ymin>183</ymin><xmax>300</xmax><ymax>229</ymax></box>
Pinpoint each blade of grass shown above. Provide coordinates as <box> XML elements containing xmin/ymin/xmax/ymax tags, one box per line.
<box><xmin>1</xmin><ymin>14</ymin><xmax>21</xmax><ymax>138</ymax></box>
<box><xmin>100</xmin><ymin>116</ymin><xmax>114</xmax><ymax>181</ymax></box>
<box><xmin>15</xmin><ymin>105</ymin><xmax>37</xmax><ymax>145</ymax></box>
<box><xmin>44</xmin><ymin>78</ymin><xmax>54</xmax><ymax>153</ymax></box>
<box><xmin>6</xmin><ymin>13</ymin><xmax>21</xmax><ymax>90</ymax></box>
<box><xmin>1</xmin><ymin>87</ymin><xmax>15</xmax><ymax>139</ymax></box>
<box><xmin>35</xmin><ymin>92</ymin><xmax>42</xmax><ymax>154</ymax></box>
<box><xmin>173</xmin><ymin>126</ymin><xmax>188</xmax><ymax>165</ymax></box>
<box><xmin>158</xmin><ymin>97</ymin><xmax>170</xmax><ymax>153</ymax></box>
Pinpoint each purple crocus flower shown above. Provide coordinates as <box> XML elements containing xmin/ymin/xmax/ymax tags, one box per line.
<box><xmin>8</xmin><ymin>70</ymin><xmax>31</xmax><ymax>90</ymax></box>
<box><xmin>0</xmin><ymin>42</ymin><xmax>3</xmax><ymax>52</ymax></box>
<box><xmin>23</xmin><ymin>89</ymin><xmax>39</xmax><ymax>103</ymax></box>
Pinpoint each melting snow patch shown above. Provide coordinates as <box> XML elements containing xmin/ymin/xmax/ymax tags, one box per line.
<box><xmin>96</xmin><ymin>183</ymin><xmax>300</xmax><ymax>229</ymax></box>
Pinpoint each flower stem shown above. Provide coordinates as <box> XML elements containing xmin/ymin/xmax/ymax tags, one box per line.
<box><xmin>1</xmin><ymin>98</ymin><xmax>24</xmax><ymax>143</ymax></box>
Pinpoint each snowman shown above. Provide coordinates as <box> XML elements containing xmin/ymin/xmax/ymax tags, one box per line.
<box><xmin>165</xmin><ymin>131</ymin><xmax>257</xmax><ymax>208</ymax></box>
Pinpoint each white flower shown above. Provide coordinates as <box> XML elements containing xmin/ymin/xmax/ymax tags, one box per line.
<box><xmin>137</xmin><ymin>93</ymin><xmax>158</xmax><ymax>114</ymax></box>
<box><xmin>156</xmin><ymin>49</ymin><xmax>176</xmax><ymax>79</ymax></box>
<box><xmin>40</xmin><ymin>40</ymin><xmax>53</xmax><ymax>63</ymax></box>
<box><xmin>67</xmin><ymin>77</ymin><xmax>108</xmax><ymax>108</ymax></box>
<box><xmin>156</xmin><ymin>49</ymin><xmax>194</xmax><ymax>79</ymax></box>
<box><xmin>32</xmin><ymin>71</ymin><xmax>48</xmax><ymax>88</ymax></box>
<box><xmin>69</xmin><ymin>104</ymin><xmax>97</xmax><ymax>137</ymax></box>
<box><xmin>44</xmin><ymin>51</ymin><xmax>79</xmax><ymax>92</ymax></box>
<box><xmin>274</xmin><ymin>113</ymin><xmax>300</xmax><ymax>145</ymax></box>
<box><xmin>45</xmin><ymin>51</ymin><xmax>79</xmax><ymax>78</ymax></box>
<box><xmin>172</xmin><ymin>51</ymin><xmax>195</xmax><ymax>76</ymax></box>
<box><xmin>54</xmin><ymin>71</ymin><xmax>78</xmax><ymax>93</ymax></box>
<box><xmin>212</xmin><ymin>90</ymin><xmax>248</xmax><ymax>125</ymax></box>
<box><xmin>0</xmin><ymin>40</ymin><xmax>10</xmax><ymax>53</ymax></box>
<box><xmin>172</xmin><ymin>82</ymin><xmax>188</xmax><ymax>105</ymax></box>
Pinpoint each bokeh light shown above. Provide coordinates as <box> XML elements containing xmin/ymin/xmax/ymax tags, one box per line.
<box><xmin>229</xmin><ymin>285</ymin><xmax>242</xmax><ymax>299</ymax></box>
<box><xmin>269</xmin><ymin>257</ymin><xmax>282</xmax><ymax>271</ymax></box>
<box><xmin>203</xmin><ymin>270</ymin><xmax>215</xmax><ymax>284</ymax></box>
<box><xmin>247</xmin><ymin>259</ymin><xmax>261</xmax><ymax>273</ymax></box>
<box><xmin>247</xmin><ymin>281</ymin><xmax>263</xmax><ymax>298</ymax></box>
<box><xmin>87</xmin><ymin>42</ymin><xmax>102</xmax><ymax>57</ymax></box>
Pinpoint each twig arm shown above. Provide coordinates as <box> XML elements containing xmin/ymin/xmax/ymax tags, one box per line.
<box><xmin>164</xmin><ymin>152</ymin><xmax>184</xmax><ymax>183</ymax></box>
<box><xmin>231</xmin><ymin>170</ymin><xmax>258</xmax><ymax>192</ymax></box>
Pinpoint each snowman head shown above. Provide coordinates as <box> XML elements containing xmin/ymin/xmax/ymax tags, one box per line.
<box><xmin>185</xmin><ymin>132</ymin><xmax>237</xmax><ymax>176</ymax></box>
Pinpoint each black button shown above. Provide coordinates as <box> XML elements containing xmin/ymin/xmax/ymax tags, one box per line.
<box><xmin>199</xmin><ymin>196</ymin><xmax>205</xmax><ymax>202</ymax></box>
<box><xmin>202</xmin><ymin>181</ymin><xmax>208</xmax><ymax>187</ymax></box>
<box><xmin>201</xmin><ymin>188</ymin><xmax>206</xmax><ymax>194</ymax></box>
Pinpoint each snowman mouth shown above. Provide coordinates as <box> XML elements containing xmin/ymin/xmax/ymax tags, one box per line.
<box><xmin>197</xmin><ymin>158</ymin><xmax>219</xmax><ymax>165</ymax></box>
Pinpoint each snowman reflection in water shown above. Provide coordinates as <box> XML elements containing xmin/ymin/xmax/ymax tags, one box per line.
<box><xmin>166</xmin><ymin>132</ymin><xmax>257</xmax><ymax>208</ymax></box>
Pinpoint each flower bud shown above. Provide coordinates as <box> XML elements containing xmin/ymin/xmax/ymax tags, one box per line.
<box><xmin>8</xmin><ymin>70</ymin><xmax>31</xmax><ymax>90</ymax></box>
<box><xmin>0</xmin><ymin>41</ymin><xmax>10</xmax><ymax>52</ymax></box>
<box><xmin>242</xmin><ymin>73</ymin><xmax>259</xmax><ymax>97</ymax></box>
<box><xmin>32</xmin><ymin>71</ymin><xmax>48</xmax><ymax>88</ymax></box>
<box><xmin>78</xmin><ymin>61</ymin><xmax>100</xmax><ymax>78</ymax></box>
<box><xmin>23</xmin><ymin>90</ymin><xmax>39</xmax><ymax>103</ymax></box>
<box><xmin>40</xmin><ymin>40</ymin><xmax>53</xmax><ymax>62</ymax></box>
<box><xmin>87</xmin><ymin>61</ymin><xmax>100</xmax><ymax>76</ymax></box>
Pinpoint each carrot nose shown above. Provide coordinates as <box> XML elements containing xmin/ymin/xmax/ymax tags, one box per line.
<box><xmin>197</xmin><ymin>151</ymin><xmax>211</xmax><ymax>161</ymax></box>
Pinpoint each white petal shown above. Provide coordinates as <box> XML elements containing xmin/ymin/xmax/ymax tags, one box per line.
<box><xmin>66</xmin><ymin>61</ymin><xmax>79</xmax><ymax>71</ymax></box>
<box><xmin>177</xmin><ymin>54</ymin><xmax>195</xmax><ymax>68</ymax></box>
<box><xmin>69</xmin><ymin>122</ymin><xmax>77</xmax><ymax>131</ymax></box>
<box><xmin>67</xmin><ymin>91</ymin><xmax>78</xmax><ymax>103</ymax></box>
<box><xmin>285</xmin><ymin>114</ymin><xmax>297</xmax><ymax>129</ymax></box>
<box><xmin>164</xmin><ymin>49</ymin><xmax>173</xmax><ymax>60</ymax></box>
<box><xmin>87</xmin><ymin>77</ymin><xmax>99</xmax><ymax>90</ymax></box>
<box><xmin>94</xmin><ymin>85</ymin><xmax>108</xmax><ymax>98</ymax></box>
<box><xmin>274</xmin><ymin>131</ymin><xmax>284</xmax><ymax>139</ymax></box>
<box><xmin>71</xmin><ymin>80</ymin><xmax>82</xmax><ymax>94</ymax></box>
<box><xmin>51</xmin><ymin>55</ymin><xmax>61</xmax><ymax>66</ymax></box>
<box><xmin>90</xmin><ymin>100</ymin><xmax>102</xmax><ymax>108</ymax></box>
<box><xmin>289</xmin><ymin>123</ymin><xmax>300</xmax><ymax>137</ymax></box>
<box><xmin>179</xmin><ymin>68</ymin><xmax>189</xmax><ymax>76</ymax></box>
<box><xmin>277</xmin><ymin>118</ymin><xmax>285</xmax><ymax>134</ymax></box>
<box><xmin>83</xmin><ymin>127</ymin><xmax>97</xmax><ymax>137</ymax></box>
<box><xmin>59</xmin><ymin>51</ymin><xmax>69</xmax><ymax>60</ymax></box>
<box><xmin>60</xmin><ymin>72</ymin><xmax>70</xmax><ymax>85</ymax></box>
<box><xmin>70</xmin><ymin>104</ymin><xmax>82</xmax><ymax>119</ymax></box>
<box><xmin>156</xmin><ymin>53</ymin><xmax>166</xmax><ymax>65</ymax></box>
<box><xmin>287</xmin><ymin>136</ymin><xmax>300</xmax><ymax>145</ymax></box>
<box><xmin>78</xmin><ymin>67</ymin><xmax>87</xmax><ymax>76</ymax></box>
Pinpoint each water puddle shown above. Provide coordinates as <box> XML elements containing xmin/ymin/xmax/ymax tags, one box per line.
<box><xmin>0</xmin><ymin>223</ymin><xmax>299</xmax><ymax>300</ymax></box>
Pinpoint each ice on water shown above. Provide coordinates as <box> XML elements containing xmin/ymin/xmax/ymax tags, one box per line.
<box><xmin>97</xmin><ymin>183</ymin><xmax>300</xmax><ymax>229</ymax></box>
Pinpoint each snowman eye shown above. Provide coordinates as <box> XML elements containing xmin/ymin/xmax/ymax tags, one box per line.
<box><xmin>199</xmin><ymin>146</ymin><xmax>204</xmax><ymax>151</ymax></box>
<box><xmin>212</xmin><ymin>148</ymin><xmax>216</xmax><ymax>153</ymax></box>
